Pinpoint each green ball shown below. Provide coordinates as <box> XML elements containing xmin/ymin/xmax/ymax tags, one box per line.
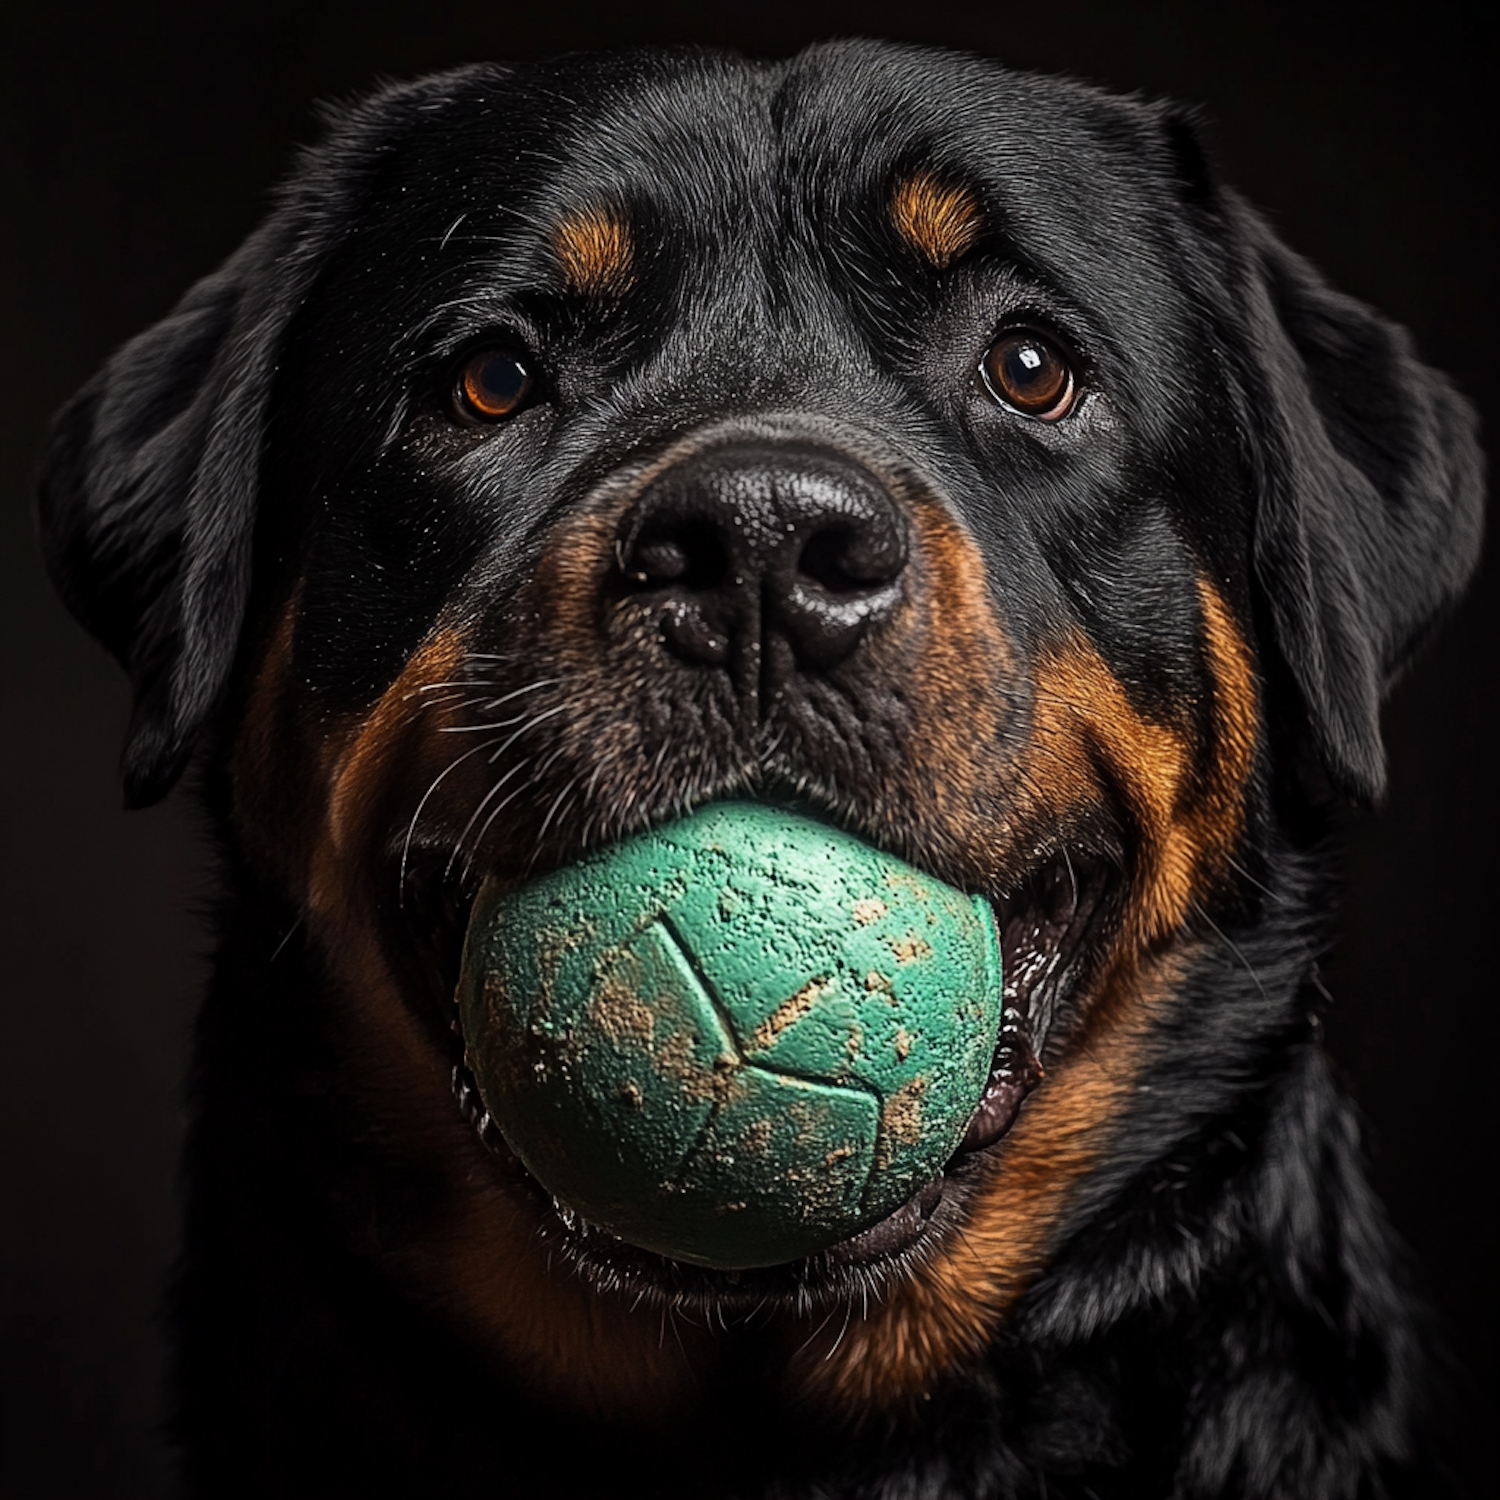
<box><xmin>456</xmin><ymin>802</ymin><xmax>1002</xmax><ymax>1268</ymax></box>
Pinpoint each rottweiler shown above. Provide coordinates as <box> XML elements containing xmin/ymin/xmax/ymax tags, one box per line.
<box><xmin>38</xmin><ymin>40</ymin><xmax>1484</xmax><ymax>1500</ymax></box>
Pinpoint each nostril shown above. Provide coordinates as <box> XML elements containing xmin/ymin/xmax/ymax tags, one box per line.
<box><xmin>623</xmin><ymin>520</ymin><xmax>730</xmax><ymax>590</ymax></box>
<box><xmin>797</xmin><ymin>523</ymin><xmax>906</xmax><ymax>596</ymax></box>
<box><xmin>631</xmin><ymin>538</ymin><xmax>688</xmax><ymax>583</ymax></box>
<box><xmin>798</xmin><ymin>528</ymin><xmax>863</xmax><ymax>594</ymax></box>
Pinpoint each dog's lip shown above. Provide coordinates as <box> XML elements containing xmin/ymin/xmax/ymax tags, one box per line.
<box><xmin>439</xmin><ymin>831</ymin><xmax>1113</xmax><ymax>1298</ymax></box>
<box><xmin>953</xmin><ymin>852</ymin><xmax>1110</xmax><ymax>1155</ymax></box>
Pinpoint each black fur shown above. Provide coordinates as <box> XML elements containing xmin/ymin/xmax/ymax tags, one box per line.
<box><xmin>38</xmin><ymin>41</ymin><xmax>1484</xmax><ymax>1499</ymax></box>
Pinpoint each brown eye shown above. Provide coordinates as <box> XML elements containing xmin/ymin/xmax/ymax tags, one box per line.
<box><xmin>980</xmin><ymin>331</ymin><xmax>1075</xmax><ymax>419</ymax></box>
<box><xmin>454</xmin><ymin>348</ymin><xmax>535</xmax><ymax>422</ymax></box>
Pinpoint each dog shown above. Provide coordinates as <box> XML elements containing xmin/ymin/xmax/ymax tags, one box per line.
<box><xmin>38</xmin><ymin>40</ymin><xmax>1483</xmax><ymax>1499</ymax></box>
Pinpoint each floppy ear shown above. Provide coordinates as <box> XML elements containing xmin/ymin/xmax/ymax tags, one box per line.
<box><xmin>1224</xmin><ymin>189</ymin><xmax>1484</xmax><ymax>805</ymax></box>
<box><xmin>37</xmin><ymin>70</ymin><xmax>486</xmax><ymax>808</ymax></box>
<box><xmin>38</xmin><ymin>217</ymin><xmax>307</xmax><ymax>807</ymax></box>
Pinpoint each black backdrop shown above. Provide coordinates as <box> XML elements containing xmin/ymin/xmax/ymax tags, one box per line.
<box><xmin>1</xmin><ymin>3</ymin><xmax>1494</xmax><ymax>1495</ymax></box>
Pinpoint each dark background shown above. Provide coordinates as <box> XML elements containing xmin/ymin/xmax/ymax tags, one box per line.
<box><xmin>1</xmin><ymin>3</ymin><xmax>1493</xmax><ymax>1495</ymax></box>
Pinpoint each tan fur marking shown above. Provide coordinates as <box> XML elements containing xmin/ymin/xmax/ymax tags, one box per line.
<box><xmin>306</xmin><ymin>630</ymin><xmax>468</xmax><ymax>917</ymax></box>
<box><xmin>891</xmin><ymin>172</ymin><xmax>982</xmax><ymax>269</ymax></box>
<box><xmin>553</xmin><ymin>207</ymin><xmax>634</xmax><ymax>296</ymax></box>
<box><xmin>1196</xmin><ymin>578</ymin><xmax>1261</xmax><ymax>863</ymax></box>
<box><xmin>1031</xmin><ymin>637</ymin><xmax>1200</xmax><ymax>945</ymax></box>
<box><xmin>1023</xmin><ymin>576</ymin><xmax>1259</xmax><ymax>949</ymax></box>
<box><xmin>860</xmin><ymin>500</ymin><xmax>1016</xmax><ymax>887</ymax></box>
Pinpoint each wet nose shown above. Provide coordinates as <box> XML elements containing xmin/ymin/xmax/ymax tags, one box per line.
<box><xmin>616</xmin><ymin>442</ymin><xmax>908</xmax><ymax>673</ymax></box>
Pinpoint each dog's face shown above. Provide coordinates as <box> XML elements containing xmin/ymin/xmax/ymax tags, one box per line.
<box><xmin>40</xmin><ymin>42</ymin><xmax>1480</xmax><ymax>1419</ymax></box>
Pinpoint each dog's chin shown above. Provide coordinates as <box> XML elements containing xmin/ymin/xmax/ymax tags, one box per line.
<box><xmin>430</xmin><ymin>838</ymin><xmax>1114</xmax><ymax>1315</ymax></box>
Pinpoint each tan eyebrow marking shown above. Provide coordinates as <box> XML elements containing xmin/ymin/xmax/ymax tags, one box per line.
<box><xmin>891</xmin><ymin>172</ymin><xmax>983</xmax><ymax>269</ymax></box>
<box><xmin>552</xmin><ymin>206</ymin><xmax>634</xmax><ymax>296</ymax></box>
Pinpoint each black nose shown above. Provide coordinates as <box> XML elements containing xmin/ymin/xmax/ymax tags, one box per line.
<box><xmin>617</xmin><ymin>442</ymin><xmax>908</xmax><ymax>674</ymax></box>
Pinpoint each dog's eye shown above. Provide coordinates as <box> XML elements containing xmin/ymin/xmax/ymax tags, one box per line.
<box><xmin>454</xmin><ymin>348</ymin><xmax>535</xmax><ymax>422</ymax></box>
<box><xmin>980</xmin><ymin>331</ymin><xmax>1075</xmax><ymax>420</ymax></box>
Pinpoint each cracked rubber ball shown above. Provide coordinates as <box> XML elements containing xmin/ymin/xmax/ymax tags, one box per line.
<box><xmin>456</xmin><ymin>801</ymin><xmax>1003</xmax><ymax>1268</ymax></box>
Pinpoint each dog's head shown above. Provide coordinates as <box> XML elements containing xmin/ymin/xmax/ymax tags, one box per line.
<box><xmin>39</xmin><ymin>43</ymin><xmax>1482</xmax><ymax>1416</ymax></box>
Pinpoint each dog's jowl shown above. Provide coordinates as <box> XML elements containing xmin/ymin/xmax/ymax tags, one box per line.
<box><xmin>38</xmin><ymin>42</ymin><xmax>1483</xmax><ymax>1500</ymax></box>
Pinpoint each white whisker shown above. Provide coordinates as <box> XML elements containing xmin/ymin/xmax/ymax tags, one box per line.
<box><xmin>446</xmin><ymin>758</ymin><xmax>533</xmax><ymax>881</ymax></box>
<box><xmin>462</xmin><ymin>776</ymin><xmax>541</xmax><ymax>882</ymax></box>
<box><xmin>483</xmin><ymin>700</ymin><xmax>572</xmax><ymax>762</ymax></box>
<box><xmin>399</xmin><ymin>737</ymin><xmax>504</xmax><ymax>896</ymax></box>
